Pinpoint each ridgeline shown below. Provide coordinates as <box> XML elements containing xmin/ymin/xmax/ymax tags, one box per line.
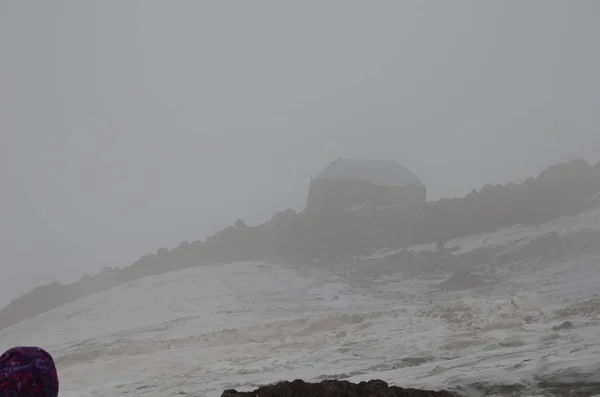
<box><xmin>2</xmin><ymin>159</ymin><xmax>600</xmax><ymax>330</ymax></box>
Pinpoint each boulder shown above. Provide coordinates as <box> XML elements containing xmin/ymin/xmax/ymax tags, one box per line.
<box><xmin>221</xmin><ymin>379</ymin><xmax>456</xmax><ymax>397</ymax></box>
<box><xmin>553</xmin><ymin>320</ymin><xmax>574</xmax><ymax>330</ymax></box>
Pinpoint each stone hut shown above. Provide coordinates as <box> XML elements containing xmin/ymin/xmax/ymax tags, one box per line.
<box><xmin>307</xmin><ymin>158</ymin><xmax>426</xmax><ymax>212</ymax></box>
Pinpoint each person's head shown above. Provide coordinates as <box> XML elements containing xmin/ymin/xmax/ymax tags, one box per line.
<box><xmin>0</xmin><ymin>347</ymin><xmax>59</xmax><ymax>397</ymax></box>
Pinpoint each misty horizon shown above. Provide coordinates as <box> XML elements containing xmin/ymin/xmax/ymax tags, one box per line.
<box><xmin>2</xmin><ymin>0</ymin><xmax>600</xmax><ymax>306</ymax></box>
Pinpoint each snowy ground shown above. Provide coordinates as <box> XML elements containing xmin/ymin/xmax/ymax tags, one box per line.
<box><xmin>3</xmin><ymin>208</ymin><xmax>600</xmax><ymax>396</ymax></box>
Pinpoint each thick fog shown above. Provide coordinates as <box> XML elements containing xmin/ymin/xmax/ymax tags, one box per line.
<box><xmin>1</xmin><ymin>0</ymin><xmax>600</xmax><ymax>306</ymax></box>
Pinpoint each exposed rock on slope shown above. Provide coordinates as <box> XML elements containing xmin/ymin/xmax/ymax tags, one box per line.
<box><xmin>221</xmin><ymin>379</ymin><xmax>457</xmax><ymax>397</ymax></box>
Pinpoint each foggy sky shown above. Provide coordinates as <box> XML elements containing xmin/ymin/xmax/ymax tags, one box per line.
<box><xmin>2</xmin><ymin>0</ymin><xmax>600</xmax><ymax>306</ymax></box>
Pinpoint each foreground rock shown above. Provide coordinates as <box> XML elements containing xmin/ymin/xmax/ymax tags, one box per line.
<box><xmin>221</xmin><ymin>379</ymin><xmax>457</xmax><ymax>397</ymax></box>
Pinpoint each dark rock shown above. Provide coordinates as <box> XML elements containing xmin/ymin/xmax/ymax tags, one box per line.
<box><xmin>221</xmin><ymin>379</ymin><xmax>457</xmax><ymax>397</ymax></box>
<box><xmin>402</xmin><ymin>356</ymin><xmax>435</xmax><ymax>367</ymax></box>
<box><xmin>523</xmin><ymin>315</ymin><xmax>535</xmax><ymax>324</ymax></box>
<box><xmin>553</xmin><ymin>320</ymin><xmax>573</xmax><ymax>330</ymax></box>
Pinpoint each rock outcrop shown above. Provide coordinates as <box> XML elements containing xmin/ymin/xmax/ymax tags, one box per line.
<box><xmin>221</xmin><ymin>379</ymin><xmax>456</xmax><ymax>397</ymax></box>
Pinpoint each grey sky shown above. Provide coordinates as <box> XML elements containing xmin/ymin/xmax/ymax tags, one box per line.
<box><xmin>1</xmin><ymin>0</ymin><xmax>599</xmax><ymax>305</ymax></box>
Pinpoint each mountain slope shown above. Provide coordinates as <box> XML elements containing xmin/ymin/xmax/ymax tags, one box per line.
<box><xmin>3</xmin><ymin>205</ymin><xmax>600</xmax><ymax>396</ymax></box>
<box><xmin>2</xmin><ymin>159</ymin><xmax>600</xmax><ymax>332</ymax></box>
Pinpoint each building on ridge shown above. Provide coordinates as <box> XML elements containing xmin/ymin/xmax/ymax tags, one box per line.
<box><xmin>306</xmin><ymin>158</ymin><xmax>426</xmax><ymax>212</ymax></box>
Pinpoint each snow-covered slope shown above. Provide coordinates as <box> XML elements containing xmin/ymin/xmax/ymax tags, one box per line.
<box><xmin>3</xmin><ymin>207</ymin><xmax>600</xmax><ymax>396</ymax></box>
